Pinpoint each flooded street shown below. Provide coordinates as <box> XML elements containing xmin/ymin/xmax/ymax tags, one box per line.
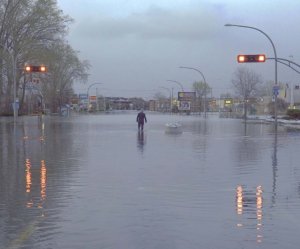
<box><xmin>1</xmin><ymin>112</ymin><xmax>300</xmax><ymax>249</ymax></box>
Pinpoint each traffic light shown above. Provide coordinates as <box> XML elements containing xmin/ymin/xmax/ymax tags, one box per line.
<box><xmin>237</xmin><ymin>54</ymin><xmax>266</xmax><ymax>63</ymax></box>
<box><xmin>24</xmin><ymin>65</ymin><xmax>48</xmax><ymax>72</ymax></box>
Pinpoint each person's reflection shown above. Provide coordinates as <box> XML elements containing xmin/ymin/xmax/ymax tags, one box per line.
<box><xmin>137</xmin><ymin>131</ymin><xmax>146</xmax><ymax>153</ymax></box>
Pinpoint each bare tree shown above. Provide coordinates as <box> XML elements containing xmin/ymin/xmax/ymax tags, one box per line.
<box><xmin>153</xmin><ymin>91</ymin><xmax>170</xmax><ymax>112</ymax></box>
<box><xmin>0</xmin><ymin>0</ymin><xmax>73</xmax><ymax>114</ymax></box>
<box><xmin>192</xmin><ymin>81</ymin><xmax>211</xmax><ymax>113</ymax></box>
<box><xmin>232</xmin><ymin>67</ymin><xmax>262</xmax><ymax>119</ymax></box>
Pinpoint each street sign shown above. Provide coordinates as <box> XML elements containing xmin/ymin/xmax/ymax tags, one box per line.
<box><xmin>79</xmin><ymin>93</ymin><xmax>88</xmax><ymax>100</ymax></box>
<box><xmin>178</xmin><ymin>101</ymin><xmax>191</xmax><ymax>111</ymax></box>
<box><xmin>273</xmin><ymin>86</ymin><xmax>279</xmax><ymax>96</ymax></box>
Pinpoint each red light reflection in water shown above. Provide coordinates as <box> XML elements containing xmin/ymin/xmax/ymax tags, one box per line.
<box><xmin>25</xmin><ymin>158</ymin><xmax>47</xmax><ymax>210</ymax></box>
<box><xmin>40</xmin><ymin>160</ymin><xmax>47</xmax><ymax>201</ymax></box>
<box><xmin>256</xmin><ymin>185</ymin><xmax>263</xmax><ymax>243</ymax></box>
<box><xmin>236</xmin><ymin>185</ymin><xmax>263</xmax><ymax>243</ymax></box>
<box><xmin>236</xmin><ymin>185</ymin><xmax>243</xmax><ymax>215</ymax></box>
<box><xmin>25</xmin><ymin>159</ymin><xmax>32</xmax><ymax>193</ymax></box>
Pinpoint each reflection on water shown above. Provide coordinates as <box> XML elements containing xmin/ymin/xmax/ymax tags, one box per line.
<box><xmin>0</xmin><ymin>116</ymin><xmax>84</xmax><ymax>249</ymax></box>
<box><xmin>236</xmin><ymin>185</ymin><xmax>264</xmax><ymax>243</ymax></box>
<box><xmin>272</xmin><ymin>129</ymin><xmax>278</xmax><ymax>206</ymax></box>
<box><xmin>236</xmin><ymin>185</ymin><xmax>243</xmax><ymax>215</ymax></box>
<box><xmin>25</xmin><ymin>159</ymin><xmax>32</xmax><ymax>193</ymax></box>
<box><xmin>1</xmin><ymin>114</ymin><xmax>300</xmax><ymax>249</ymax></box>
<box><xmin>40</xmin><ymin>159</ymin><xmax>47</xmax><ymax>202</ymax></box>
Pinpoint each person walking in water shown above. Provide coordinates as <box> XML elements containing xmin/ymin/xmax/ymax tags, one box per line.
<box><xmin>136</xmin><ymin>109</ymin><xmax>147</xmax><ymax>131</ymax></box>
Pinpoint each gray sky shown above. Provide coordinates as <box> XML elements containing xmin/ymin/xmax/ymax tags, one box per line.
<box><xmin>57</xmin><ymin>0</ymin><xmax>300</xmax><ymax>99</ymax></box>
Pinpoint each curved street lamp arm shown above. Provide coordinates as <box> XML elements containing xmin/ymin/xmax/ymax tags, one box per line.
<box><xmin>224</xmin><ymin>24</ymin><xmax>278</xmax><ymax>84</ymax></box>
<box><xmin>87</xmin><ymin>82</ymin><xmax>104</xmax><ymax>95</ymax></box>
<box><xmin>179</xmin><ymin>66</ymin><xmax>208</xmax><ymax>117</ymax></box>
<box><xmin>225</xmin><ymin>23</ymin><xmax>278</xmax><ymax>124</ymax></box>
<box><xmin>225</xmin><ymin>24</ymin><xmax>278</xmax><ymax>62</ymax></box>
<box><xmin>166</xmin><ymin>80</ymin><xmax>184</xmax><ymax>91</ymax></box>
<box><xmin>267</xmin><ymin>57</ymin><xmax>300</xmax><ymax>69</ymax></box>
<box><xmin>267</xmin><ymin>58</ymin><xmax>300</xmax><ymax>74</ymax></box>
<box><xmin>179</xmin><ymin>66</ymin><xmax>207</xmax><ymax>84</ymax></box>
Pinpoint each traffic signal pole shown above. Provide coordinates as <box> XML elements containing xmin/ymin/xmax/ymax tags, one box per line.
<box><xmin>225</xmin><ymin>24</ymin><xmax>278</xmax><ymax>126</ymax></box>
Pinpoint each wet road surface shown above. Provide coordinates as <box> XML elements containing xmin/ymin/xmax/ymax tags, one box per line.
<box><xmin>1</xmin><ymin>112</ymin><xmax>300</xmax><ymax>249</ymax></box>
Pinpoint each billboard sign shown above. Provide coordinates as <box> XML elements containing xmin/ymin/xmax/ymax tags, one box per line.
<box><xmin>178</xmin><ymin>92</ymin><xmax>196</xmax><ymax>101</ymax></box>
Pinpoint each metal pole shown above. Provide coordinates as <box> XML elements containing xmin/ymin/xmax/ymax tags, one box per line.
<box><xmin>179</xmin><ymin>66</ymin><xmax>207</xmax><ymax>118</ymax></box>
<box><xmin>160</xmin><ymin>87</ymin><xmax>172</xmax><ymax>113</ymax></box>
<box><xmin>171</xmin><ymin>87</ymin><xmax>174</xmax><ymax>113</ymax></box>
<box><xmin>166</xmin><ymin>80</ymin><xmax>184</xmax><ymax>113</ymax></box>
<box><xmin>87</xmin><ymin>82</ymin><xmax>103</xmax><ymax>112</ymax></box>
<box><xmin>225</xmin><ymin>24</ymin><xmax>278</xmax><ymax>125</ymax></box>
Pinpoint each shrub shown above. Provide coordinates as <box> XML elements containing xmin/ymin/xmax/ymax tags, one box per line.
<box><xmin>286</xmin><ymin>109</ymin><xmax>300</xmax><ymax>119</ymax></box>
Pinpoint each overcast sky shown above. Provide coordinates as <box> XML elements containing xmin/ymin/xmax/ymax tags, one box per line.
<box><xmin>56</xmin><ymin>0</ymin><xmax>300</xmax><ymax>99</ymax></box>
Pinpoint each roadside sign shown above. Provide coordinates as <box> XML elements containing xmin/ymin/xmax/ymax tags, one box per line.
<box><xmin>89</xmin><ymin>96</ymin><xmax>97</xmax><ymax>102</ymax></box>
<box><xmin>79</xmin><ymin>93</ymin><xmax>88</xmax><ymax>100</ymax></box>
<box><xmin>178</xmin><ymin>101</ymin><xmax>191</xmax><ymax>111</ymax></box>
<box><xmin>224</xmin><ymin>98</ymin><xmax>233</xmax><ymax>106</ymax></box>
<box><xmin>273</xmin><ymin>86</ymin><xmax>279</xmax><ymax>96</ymax></box>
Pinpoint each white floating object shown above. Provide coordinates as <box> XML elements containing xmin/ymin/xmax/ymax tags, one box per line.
<box><xmin>165</xmin><ymin>122</ymin><xmax>183</xmax><ymax>134</ymax></box>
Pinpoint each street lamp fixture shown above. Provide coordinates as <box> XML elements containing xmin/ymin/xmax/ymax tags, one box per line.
<box><xmin>179</xmin><ymin>66</ymin><xmax>208</xmax><ymax>118</ymax></box>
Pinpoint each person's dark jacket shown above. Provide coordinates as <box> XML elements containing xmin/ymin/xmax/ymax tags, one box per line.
<box><xmin>136</xmin><ymin>112</ymin><xmax>147</xmax><ymax>124</ymax></box>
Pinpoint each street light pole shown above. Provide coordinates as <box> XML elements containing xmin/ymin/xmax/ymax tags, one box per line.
<box><xmin>179</xmin><ymin>66</ymin><xmax>207</xmax><ymax>118</ymax></box>
<box><xmin>87</xmin><ymin>82</ymin><xmax>103</xmax><ymax>111</ymax></box>
<box><xmin>166</xmin><ymin>80</ymin><xmax>184</xmax><ymax>113</ymax></box>
<box><xmin>160</xmin><ymin>87</ymin><xmax>172</xmax><ymax>113</ymax></box>
<box><xmin>225</xmin><ymin>23</ymin><xmax>278</xmax><ymax>125</ymax></box>
<box><xmin>0</xmin><ymin>44</ymin><xmax>18</xmax><ymax>122</ymax></box>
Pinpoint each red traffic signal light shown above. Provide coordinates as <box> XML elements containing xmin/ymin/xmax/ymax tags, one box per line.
<box><xmin>24</xmin><ymin>65</ymin><xmax>48</xmax><ymax>72</ymax></box>
<box><xmin>237</xmin><ymin>54</ymin><xmax>266</xmax><ymax>63</ymax></box>
<box><xmin>40</xmin><ymin>65</ymin><xmax>47</xmax><ymax>72</ymax></box>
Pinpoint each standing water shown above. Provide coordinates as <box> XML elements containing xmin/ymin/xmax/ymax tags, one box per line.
<box><xmin>0</xmin><ymin>112</ymin><xmax>300</xmax><ymax>249</ymax></box>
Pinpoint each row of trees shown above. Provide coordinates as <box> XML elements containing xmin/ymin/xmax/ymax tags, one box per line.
<box><xmin>0</xmin><ymin>0</ymin><xmax>89</xmax><ymax>115</ymax></box>
<box><xmin>231</xmin><ymin>67</ymin><xmax>289</xmax><ymax>117</ymax></box>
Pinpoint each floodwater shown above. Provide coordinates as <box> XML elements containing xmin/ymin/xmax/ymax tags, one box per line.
<box><xmin>0</xmin><ymin>112</ymin><xmax>300</xmax><ymax>249</ymax></box>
